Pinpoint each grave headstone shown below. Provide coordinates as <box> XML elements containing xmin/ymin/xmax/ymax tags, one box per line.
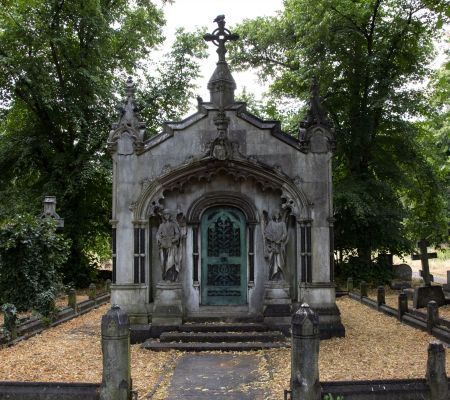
<box><xmin>41</xmin><ymin>196</ymin><xmax>64</xmax><ymax>229</ymax></box>
<box><xmin>390</xmin><ymin>264</ymin><xmax>412</xmax><ymax>290</ymax></box>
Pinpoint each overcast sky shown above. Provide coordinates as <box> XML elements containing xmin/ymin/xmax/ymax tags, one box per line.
<box><xmin>157</xmin><ymin>0</ymin><xmax>284</xmax><ymax>103</ymax></box>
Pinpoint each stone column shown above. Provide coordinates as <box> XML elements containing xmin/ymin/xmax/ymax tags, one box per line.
<box><xmin>360</xmin><ymin>281</ymin><xmax>368</xmax><ymax>299</ymax></box>
<box><xmin>105</xmin><ymin>279</ymin><xmax>112</xmax><ymax>292</ymax></box>
<box><xmin>3</xmin><ymin>304</ymin><xmax>18</xmax><ymax>341</ymax></box>
<box><xmin>346</xmin><ymin>277</ymin><xmax>353</xmax><ymax>292</ymax></box>
<box><xmin>291</xmin><ymin>303</ymin><xmax>321</xmax><ymax>400</ymax></box>
<box><xmin>89</xmin><ymin>283</ymin><xmax>97</xmax><ymax>300</ymax></box>
<box><xmin>68</xmin><ymin>288</ymin><xmax>77</xmax><ymax>312</ymax></box>
<box><xmin>377</xmin><ymin>286</ymin><xmax>385</xmax><ymax>309</ymax></box>
<box><xmin>100</xmin><ymin>305</ymin><xmax>131</xmax><ymax>400</ymax></box>
<box><xmin>398</xmin><ymin>291</ymin><xmax>408</xmax><ymax>321</ymax></box>
<box><xmin>427</xmin><ymin>301</ymin><xmax>439</xmax><ymax>334</ymax></box>
<box><xmin>426</xmin><ymin>341</ymin><xmax>448</xmax><ymax>400</ymax></box>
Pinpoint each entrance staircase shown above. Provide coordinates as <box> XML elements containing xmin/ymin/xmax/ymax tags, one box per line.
<box><xmin>141</xmin><ymin>322</ymin><xmax>290</xmax><ymax>351</ymax></box>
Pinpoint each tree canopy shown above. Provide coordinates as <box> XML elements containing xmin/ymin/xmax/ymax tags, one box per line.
<box><xmin>230</xmin><ymin>0</ymin><xmax>449</xmax><ymax>261</ymax></box>
<box><xmin>0</xmin><ymin>0</ymin><xmax>206</xmax><ymax>285</ymax></box>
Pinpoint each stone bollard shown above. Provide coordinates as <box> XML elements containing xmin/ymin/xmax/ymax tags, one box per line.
<box><xmin>88</xmin><ymin>283</ymin><xmax>97</xmax><ymax>301</ymax></box>
<box><xmin>99</xmin><ymin>305</ymin><xmax>131</xmax><ymax>400</ymax></box>
<box><xmin>427</xmin><ymin>301</ymin><xmax>439</xmax><ymax>334</ymax></box>
<box><xmin>426</xmin><ymin>341</ymin><xmax>448</xmax><ymax>400</ymax></box>
<box><xmin>68</xmin><ymin>288</ymin><xmax>77</xmax><ymax>312</ymax></box>
<box><xmin>105</xmin><ymin>279</ymin><xmax>112</xmax><ymax>292</ymax></box>
<box><xmin>347</xmin><ymin>277</ymin><xmax>353</xmax><ymax>292</ymax></box>
<box><xmin>377</xmin><ymin>286</ymin><xmax>385</xmax><ymax>309</ymax></box>
<box><xmin>360</xmin><ymin>281</ymin><xmax>368</xmax><ymax>299</ymax></box>
<box><xmin>398</xmin><ymin>291</ymin><xmax>408</xmax><ymax>321</ymax></box>
<box><xmin>2</xmin><ymin>304</ymin><xmax>18</xmax><ymax>340</ymax></box>
<box><xmin>291</xmin><ymin>303</ymin><xmax>321</xmax><ymax>400</ymax></box>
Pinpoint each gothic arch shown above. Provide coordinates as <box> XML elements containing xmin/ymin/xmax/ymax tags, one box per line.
<box><xmin>132</xmin><ymin>158</ymin><xmax>311</xmax><ymax>221</ymax></box>
<box><xmin>186</xmin><ymin>192</ymin><xmax>258</xmax><ymax>225</ymax></box>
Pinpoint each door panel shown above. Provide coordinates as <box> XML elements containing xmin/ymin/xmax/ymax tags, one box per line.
<box><xmin>201</xmin><ymin>207</ymin><xmax>247</xmax><ymax>305</ymax></box>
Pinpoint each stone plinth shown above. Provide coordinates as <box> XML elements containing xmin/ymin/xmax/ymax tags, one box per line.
<box><xmin>413</xmin><ymin>286</ymin><xmax>446</xmax><ymax>309</ymax></box>
<box><xmin>152</xmin><ymin>282</ymin><xmax>184</xmax><ymax>327</ymax></box>
<box><xmin>263</xmin><ymin>281</ymin><xmax>292</xmax><ymax>328</ymax></box>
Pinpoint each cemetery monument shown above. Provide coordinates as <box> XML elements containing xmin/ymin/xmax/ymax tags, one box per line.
<box><xmin>107</xmin><ymin>16</ymin><xmax>344</xmax><ymax>338</ymax></box>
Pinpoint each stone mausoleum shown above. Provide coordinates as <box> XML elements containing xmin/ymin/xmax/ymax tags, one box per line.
<box><xmin>108</xmin><ymin>16</ymin><xmax>344</xmax><ymax>339</ymax></box>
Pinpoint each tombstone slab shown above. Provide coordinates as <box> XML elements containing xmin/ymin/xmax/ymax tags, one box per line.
<box><xmin>393</xmin><ymin>264</ymin><xmax>413</xmax><ymax>281</ymax></box>
<box><xmin>168</xmin><ymin>354</ymin><xmax>264</xmax><ymax>399</ymax></box>
<box><xmin>413</xmin><ymin>286</ymin><xmax>446</xmax><ymax>309</ymax></box>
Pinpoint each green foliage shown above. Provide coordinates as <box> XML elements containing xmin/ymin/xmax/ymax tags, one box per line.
<box><xmin>0</xmin><ymin>1</ymin><xmax>205</xmax><ymax>285</ymax></box>
<box><xmin>324</xmin><ymin>394</ymin><xmax>344</xmax><ymax>400</ymax></box>
<box><xmin>335</xmin><ymin>255</ymin><xmax>395</xmax><ymax>287</ymax></box>
<box><xmin>229</xmin><ymin>0</ymin><xmax>448</xmax><ymax>259</ymax></box>
<box><xmin>34</xmin><ymin>289</ymin><xmax>58</xmax><ymax>319</ymax></box>
<box><xmin>0</xmin><ymin>214</ymin><xmax>70</xmax><ymax>312</ymax></box>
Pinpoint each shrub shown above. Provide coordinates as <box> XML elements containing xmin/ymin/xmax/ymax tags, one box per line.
<box><xmin>0</xmin><ymin>214</ymin><xmax>70</xmax><ymax>312</ymax></box>
<box><xmin>335</xmin><ymin>255</ymin><xmax>395</xmax><ymax>287</ymax></box>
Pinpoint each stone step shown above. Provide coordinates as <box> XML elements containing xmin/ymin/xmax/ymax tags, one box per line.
<box><xmin>141</xmin><ymin>340</ymin><xmax>290</xmax><ymax>352</ymax></box>
<box><xmin>179</xmin><ymin>322</ymin><xmax>268</xmax><ymax>333</ymax></box>
<box><xmin>160</xmin><ymin>331</ymin><xmax>285</xmax><ymax>343</ymax></box>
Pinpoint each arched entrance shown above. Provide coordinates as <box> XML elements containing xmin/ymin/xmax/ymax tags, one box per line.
<box><xmin>201</xmin><ymin>206</ymin><xmax>247</xmax><ymax>305</ymax></box>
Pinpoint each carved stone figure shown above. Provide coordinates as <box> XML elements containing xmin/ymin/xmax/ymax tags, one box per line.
<box><xmin>263</xmin><ymin>211</ymin><xmax>288</xmax><ymax>281</ymax></box>
<box><xmin>156</xmin><ymin>210</ymin><xmax>181</xmax><ymax>282</ymax></box>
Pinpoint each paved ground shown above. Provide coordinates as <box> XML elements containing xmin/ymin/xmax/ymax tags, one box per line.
<box><xmin>167</xmin><ymin>354</ymin><xmax>265</xmax><ymax>399</ymax></box>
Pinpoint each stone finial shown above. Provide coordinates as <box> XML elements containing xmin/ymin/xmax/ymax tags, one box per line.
<box><xmin>292</xmin><ymin>303</ymin><xmax>320</xmax><ymax>337</ymax></box>
<box><xmin>299</xmin><ymin>76</ymin><xmax>336</xmax><ymax>153</ymax></box>
<box><xmin>107</xmin><ymin>77</ymin><xmax>146</xmax><ymax>155</ymax></box>
<box><xmin>101</xmin><ymin>304</ymin><xmax>130</xmax><ymax>339</ymax></box>
<box><xmin>204</xmin><ymin>15</ymin><xmax>239</xmax><ymax>109</ymax></box>
<box><xmin>41</xmin><ymin>196</ymin><xmax>64</xmax><ymax>228</ymax></box>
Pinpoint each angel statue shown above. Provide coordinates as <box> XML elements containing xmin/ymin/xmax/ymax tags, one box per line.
<box><xmin>156</xmin><ymin>209</ymin><xmax>181</xmax><ymax>282</ymax></box>
<box><xmin>262</xmin><ymin>211</ymin><xmax>288</xmax><ymax>281</ymax></box>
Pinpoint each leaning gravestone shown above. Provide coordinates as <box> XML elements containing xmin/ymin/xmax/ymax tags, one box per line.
<box><xmin>390</xmin><ymin>264</ymin><xmax>412</xmax><ymax>290</ymax></box>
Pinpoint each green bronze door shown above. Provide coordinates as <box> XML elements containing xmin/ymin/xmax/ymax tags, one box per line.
<box><xmin>201</xmin><ymin>207</ymin><xmax>247</xmax><ymax>305</ymax></box>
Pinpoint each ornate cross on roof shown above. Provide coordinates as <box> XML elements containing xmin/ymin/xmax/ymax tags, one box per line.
<box><xmin>204</xmin><ymin>15</ymin><xmax>239</xmax><ymax>63</ymax></box>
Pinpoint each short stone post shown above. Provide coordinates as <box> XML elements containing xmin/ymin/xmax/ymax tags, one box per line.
<box><xmin>105</xmin><ymin>279</ymin><xmax>112</xmax><ymax>292</ymax></box>
<box><xmin>426</xmin><ymin>341</ymin><xmax>448</xmax><ymax>400</ymax></box>
<box><xmin>291</xmin><ymin>303</ymin><xmax>321</xmax><ymax>400</ymax></box>
<box><xmin>427</xmin><ymin>301</ymin><xmax>439</xmax><ymax>334</ymax></box>
<box><xmin>377</xmin><ymin>286</ymin><xmax>385</xmax><ymax>309</ymax></box>
<box><xmin>88</xmin><ymin>283</ymin><xmax>97</xmax><ymax>300</ymax></box>
<box><xmin>360</xmin><ymin>281</ymin><xmax>368</xmax><ymax>299</ymax></box>
<box><xmin>99</xmin><ymin>305</ymin><xmax>131</xmax><ymax>400</ymax></box>
<box><xmin>347</xmin><ymin>277</ymin><xmax>353</xmax><ymax>292</ymax></box>
<box><xmin>398</xmin><ymin>291</ymin><xmax>408</xmax><ymax>321</ymax></box>
<box><xmin>68</xmin><ymin>288</ymin><xmax>77</xmax><ymax>313</ymax></box>
<box><xmin>2</xmin><ymin>304</ymin><xmax>18</xmax><ymax>340</ymax></box>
